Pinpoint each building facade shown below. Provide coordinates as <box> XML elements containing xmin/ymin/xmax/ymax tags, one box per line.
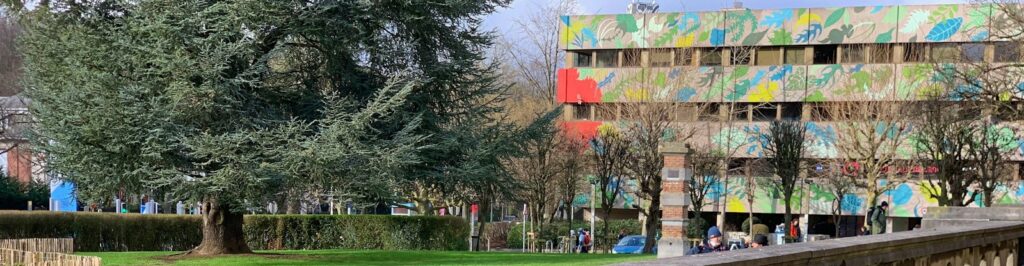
<box><xmin>558</xmin><ymin>3</ymin><xmax>1024</xmax><ymax>254</ymax></box>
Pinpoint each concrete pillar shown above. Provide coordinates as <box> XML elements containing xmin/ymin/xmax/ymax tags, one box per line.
<box><xmin>658</xmin><ymin>145</ymin><xmax>690</xmax><ymax>259</ymax></box>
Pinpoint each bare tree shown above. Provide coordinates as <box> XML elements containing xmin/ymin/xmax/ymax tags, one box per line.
<box><xmin>970</xmin><ymin>118</ymin><xmax>1017</xmax><ymax>207</ymax></box>
<box><xmin>554</xmin><ymin>133</ymin><xmax>587</xmax><ymax>229</ymax></box>
<box><xmin>588</xmin><ymin>124</ymin><xmax>629</xmax><ymax>252</ymax></box>
<box><xmin>912</xmin><ymin>89</ymin><xmax>980</xmax><ymax>207</ymax></box>
<box><xmin>503</xmin><ymin>0</ymin><xmax>576</xmax><ymax>101</ymax></box>
<box><xmin>0</xmin><ymin>15</ymin><xmax>20</xmax><ymax>96</ymax></box>
<box><xmin>760</xmin><ymin>120</ymin><xmax>807</xmax><ymax>241</ymax></box>
<box><xmin>810</xmin><ymin>158</ymin><xmax>856</xmax><ymax>237</ymax></box>
<box><xmin>686</xmin><ymin>144</ymin><xmax>725</xmax><ymax>227</ymax></box>
<box><xmin>826</xmin><ymin>97</ymin><xmax>911</xmax><ymax>211</ymax></box>
<box><xmin>504</xmin><ymin>99</ymin><xmax>564</xmax><ymax>233</ymax></box>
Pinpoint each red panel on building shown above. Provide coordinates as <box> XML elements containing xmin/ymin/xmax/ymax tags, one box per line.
<box><xmin>556</xmin><ymin>68</ymin><xmax>602</xmax><ymax>103</ymax></box>
<box><xmin>560</xmin><ymin>121</ymin><xmax>601</xmax><ymax>142</ymax></box>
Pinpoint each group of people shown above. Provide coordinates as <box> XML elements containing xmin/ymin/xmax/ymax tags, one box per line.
<box><xmin>575</xmin><ymin>228</ymin><xmax>592</xmax><ymax>253</ymax></box>
<box><xmin>687</xmin><ymin>226</ymin><xmax>769</xmax><ymax>255</ymax></box>
<box><xmin>688</xmin><ymin>201</ymin><xmax>892</xmax><ymax>256</ymax></box>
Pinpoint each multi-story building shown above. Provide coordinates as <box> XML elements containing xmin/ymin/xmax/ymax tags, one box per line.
<box><xmin>558</xmin><ymin>3</ymin><xmax>1024</xmax><ymax>255</ymax></box>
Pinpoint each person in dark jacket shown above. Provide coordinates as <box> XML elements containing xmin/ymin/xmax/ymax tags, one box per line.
<box><xmin>687</xmin><ymin>226</ymin><xmax>728</xmax><ymax>255</ymax></box>
<box><xmin>871</xmin><ymin>201</ymin><xmax>889</xmax><ymax>235</ymax></box>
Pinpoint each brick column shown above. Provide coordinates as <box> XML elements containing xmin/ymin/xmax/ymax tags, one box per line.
<box><xmin>659</xmin><ymin>148</ymin><xmax>690</xmax><ymax>258</ymax></box>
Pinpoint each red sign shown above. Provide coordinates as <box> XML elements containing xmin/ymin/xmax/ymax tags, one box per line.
<box><xmin>471</xmin><ymin>204</ymin><xmax>479</xmax><ymax>215</ymax></box>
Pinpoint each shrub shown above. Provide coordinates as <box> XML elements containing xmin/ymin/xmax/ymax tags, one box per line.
<box><xmin>0</xmin><ymin>211</ymin><xmax>467</xmax><ymax>251</ymax></box>
<box><xmin>0</xmin><ymin>211</ymin><xmax>202</xmax><ymax>251</ymax></box>
<box><xmin>243</xmin><ymin>215</ymin><xmax>468</xmax><ymax>251</ymax></box>
<box><xmin>687</xmin><ymin>217</ymin><xmax>708</xmax><ymax>239</ymax></box>
<box><xmin>741</xmin><ymin>216</ymin><xmax>761</xmax><ymax>234</ymax></box>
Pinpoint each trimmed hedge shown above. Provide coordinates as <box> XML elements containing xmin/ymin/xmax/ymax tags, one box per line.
<box><xmin>244</xmin><ymin>215</ymin><xmax>468</xmax><ymax>251</ymax></box>
<box><xmin>0</xmin><ymin>211</ymin><xmax>467</xmax><ymax>252</ymax></box>
<box><xmin>0</xmin><ymin>211</ymin><xmax>201</xmax><ymax>251</ymax></box>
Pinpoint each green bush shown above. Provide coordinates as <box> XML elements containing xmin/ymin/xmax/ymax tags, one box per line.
<box><xmin>0</xmin><ymin>211</ymin><xmax>467</xmax><ymax>251</ymax></box>
<box><xmin>504</xmin><ymin>220</ymin><xmax>641</xmax><ymax>249</ymax></box>
<box><xmin>741</xmin><ymin>216</ymin><xmax>760</xmax><ymax>234</ymax></box>
<box><xmin>0</xmin><ymin>211</ymin><xmax>202</xmax><ymax>251</ymax></box>
<box><xmin>244</xmin><ymin>215</ymin><xmax>468</xmax><ymax>251</ymax></box>
<box><xmin>687</xmin><ymin>217</ymin><xmax>708</xmax><ymax>239</ymax></box>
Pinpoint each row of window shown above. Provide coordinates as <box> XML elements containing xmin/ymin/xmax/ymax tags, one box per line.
<box><xmin>570</xmin><ymin>102</ymin><xmax>1024</xmax><ymax>122</ymax></box>
<box><xmin>570</xmin><ymin>42</ymin><xmax>1022</xmax><ymax>68</ymax></box>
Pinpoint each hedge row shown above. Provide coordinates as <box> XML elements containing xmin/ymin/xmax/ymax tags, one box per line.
<box><xmin>0</xmin><ymin>211</ymin><xmax>467</xmax><ymax>252</ymax></box>
<box><xmin>0</xmin><ymin>211</ymin><xmax>201</xmax><ymax>251</ymax></box>
<box><xmin>244</xmin><ymin>215</ymin><xmax>468</xmax><ymax>251</ymax></box>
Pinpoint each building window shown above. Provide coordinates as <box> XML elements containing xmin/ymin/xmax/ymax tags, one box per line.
<box><xmin>596</xmin><ymin>50</ymin><xmax>617</xmax><ymax>67</ymax></box>
<box><xmin>841</xmin><ymin>45</ymin><xmax>866</xmax><ymax>64</ymax></box>
<box><xmin>756</xmin><ymin>47</ymin><xmax>782</xmax><ymax>66</ymax></box>
<box><xmin>650</xmin><ymin>49</ymin><xmax>672</xmax><ymax>67</ymax></box>
<box><xmin>995</xmin><ymin>42</ymin><xmax>1021</xmax><ymax>62</ymax></box>
<box><xmin>810</xmin><ymin>103</ymin><xmax>832</xmax><ymax>121</ymax></box>
<box><xmin>813</xmin><ymin>45</ymin><xmax>838</xmax><ymax>64</ymax></box>
<box><xmin>731</xmin><ymin>103</ymin><xmax>751</xmax><ymax>121</ymax></box>
<box><xmin>573</xmin><ymin>104</ymin><xmax>592</xmax><ymax>120</ymax></box>
<box><xmin>963</xmin><ymin>43</ymin><xmax>986</xmax><ymax>62</ymax></box>
<box><xmin>904</xmin><ymin>43</ymin><xmax>928</xmax><ymax>63</ymax></box>
<box><xmin>930</xmin><ymin>43</ymin><xmax>960</xmax><ymax>62</ymax></box>
<box><xmin>595</xmin><ymin>104</ymin><xmax>617</xmax><ymax>121</ymax></box>
<box><xmin>573</xmin><ymin>51</ymin><xmax>593</xmax><ymax>67</ymax></box>
<box><xmin>731</xmin><ymin>47</ymin><xmax>753</xmax><ymax>66</ymax></box>
<box><xmin>700</xmin><ymin>48</ymin><xmax>723</xmax><ymax>66</ymax></box>
<box><xmin>784</xmin><ymin>46</ymin><xmax>806</xmax><ymax>65</ymax></box>
<box><xmin>699</xmin><ymin>103</ymin><xmax>720</xmax><ymax>121</ymax></box>
<box><xmin>751</xmin><ymin>104</ymin><xmax>777</xmax><ymax>121</ymax></box>
<box><xmin>674</xmin><ymin>104</ymin><xmax>697</xmax><ymax>122</ymax></box>
<box><xmin>871</xmin><ymin>44</ymin><xmax>893</xmax><ymax>63</ymax></box>
<box><xmin>622</xmin><ymin>49</ymin><xmax>641</xmax><ymax>67</ymax></box>
<box><xmin>780</xmin><ymin>103</ymin><xmax>803</xmax><ymax>120</ymax></box>
<box><xmin>675</xmin><ymin>48</ymin><xmax>694</xmax><ymax>66</ymax></box>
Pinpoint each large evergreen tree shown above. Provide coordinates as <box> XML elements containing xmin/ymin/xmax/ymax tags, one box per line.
<box><xmin>7</xmin><ymin>0</ymin><xmax>511</xmax><ymax>255</ymax></box>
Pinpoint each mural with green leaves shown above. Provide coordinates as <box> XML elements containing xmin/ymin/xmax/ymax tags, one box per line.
<box><xmin>560</xmin><ymin>4</ymin><xmax>993</xmax><ymax>49</ymax></box>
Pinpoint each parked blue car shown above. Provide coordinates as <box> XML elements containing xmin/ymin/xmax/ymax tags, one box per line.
<box><xmin>612</xmin><ymin>235</ymin><xmax>656</xmax><ymax>254</ymax></box>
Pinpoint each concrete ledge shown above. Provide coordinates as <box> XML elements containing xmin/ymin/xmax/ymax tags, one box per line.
<box><xmin>624</xmin><ymin>221</ymin><xmax>1024</xmax><ymax>266</ymax></box>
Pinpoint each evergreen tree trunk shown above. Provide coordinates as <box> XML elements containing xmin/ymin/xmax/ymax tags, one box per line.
<box><xmin>192</xmin><ymin>198</ymin><xmax>252</xmax><ymax>255</ymax></box>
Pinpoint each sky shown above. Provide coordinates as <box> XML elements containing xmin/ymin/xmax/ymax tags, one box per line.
<box><xmin>483</xmin><ymin>0</ymin><xmax>970</xmax><ymax>35</ymax></box>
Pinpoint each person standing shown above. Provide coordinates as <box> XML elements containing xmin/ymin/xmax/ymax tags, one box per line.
<box><xmin>788</xmin><ymin>217</ymin><xmax>801</xmax><ymax>242</ymax></box>
<box><xmin>618</xmin><ymin>229</ymin><xmax>628</xmax><ymax>240</ymax></box>
<box><xmin>871</xmin><ymin>201</ymin><xmax>889</xmax><ymax>235</ymax></box>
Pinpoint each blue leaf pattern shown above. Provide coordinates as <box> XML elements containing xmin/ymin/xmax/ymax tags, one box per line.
<box><xmin>760</xmin><ymin>9</ymin><xmax>793</xmax><ymax>28</ymax></box>
<box><xmin>710</xmin><ymin>28</ymin><xmax>726</xmax><ymax>46</ymax></box>
<box><xmin>870</xmin><ymin>6</ymin><xmax>884</xmax><ymax>14</ymax></box>
<box><xmin>677</xmin><ymin>88</ymin><xmax>697</xmax><ymax>101</ymax></box>
<box><xmin>925</xmin><ymin>17</ymin><xmax>962</xmax><ymax>41</ymax></box>
<box><xmin>971</xmin><ymin>31</ymin><xmax>989</xmax><ymax>42</ymax></box>
<box><xmin>796</xmin><ymin>24</ymin><xmax>822</xmax><ymax>43</ymax></box>
<box><xmin>597</xmin><ymin>72</ymin><xmax>615</xmax><ymax>88</ymax></box>
<box><xmin>771</xmin><ymin>65</ymin><xmax>792</xmax><ymax>81</ymax></box>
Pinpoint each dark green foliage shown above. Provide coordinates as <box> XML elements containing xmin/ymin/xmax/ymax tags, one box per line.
<box><xmin>243</xmin><ymin>215</ymin><xmax>468</xmax><ymax>251</ymax></box>
<box><xmin>0</xmin><ymin>212</ymin><xmax>467</xmax><ymax>251</ymax></box>
<box><xmin>686</xmin><ymin>217</ymin><xmax>709</xmax><ymax>239</ymax></box>
<box><xmin>503</xmin><ymin>220</ymin><xmax>642</xmax><ymax>249</ymax></box>
<box><xmin>0</xmin><ymin>176</ymin><xmax>47</xmax><ymax>210</ymax></box>
<box><xmin>741</xmin><ymin>216</ymin><xmax>761</xmax><ymax>234</ymax></box>
<box><xmin>0</xmin><ymin>211</ymin><xmax>202</xmax><ymax>251</ymax></box>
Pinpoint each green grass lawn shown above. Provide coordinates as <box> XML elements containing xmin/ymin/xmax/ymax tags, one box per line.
<box><xmin>79</xmin><ymin>249</ymin><xmax>655</xmax><ymax>266</ymax></box>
